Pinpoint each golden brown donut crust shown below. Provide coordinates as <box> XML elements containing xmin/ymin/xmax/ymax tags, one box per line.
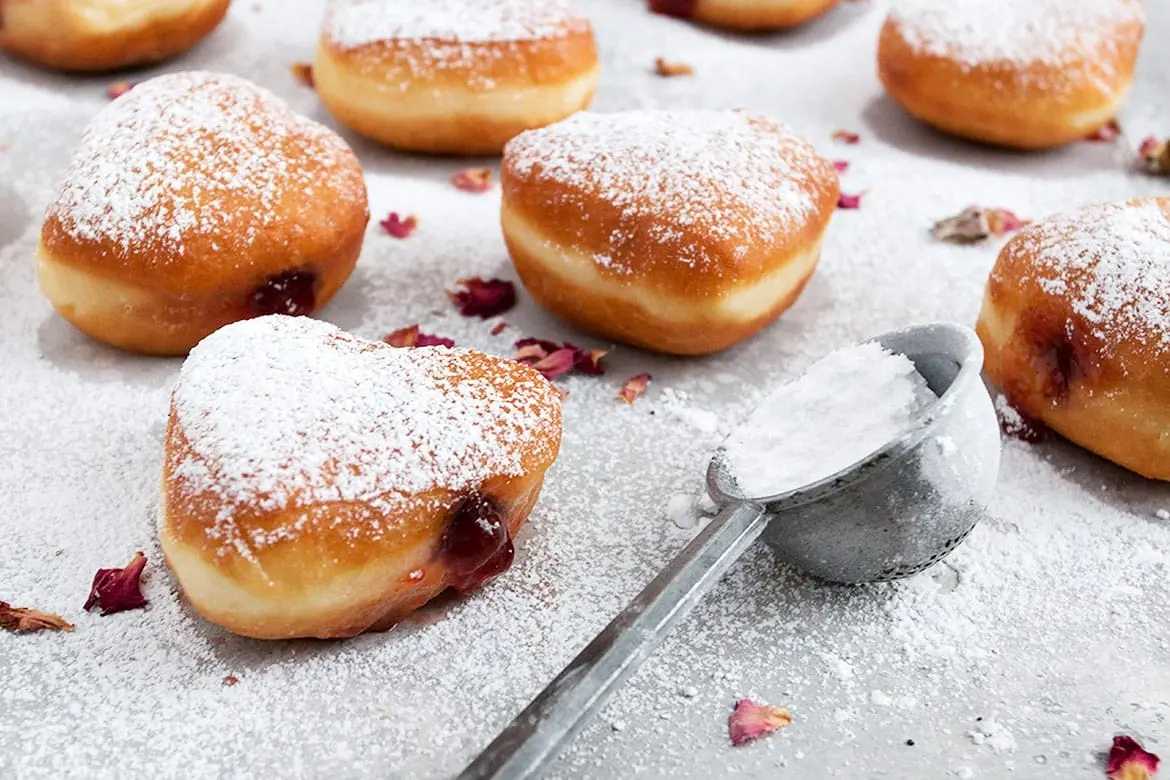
<box><xmin>877</xmin><ymin>11</ymin><xmax>1143</xmax><ymax>150</ymax></box>
<box><xmin>691</xmin><ymin>0</ymin><xmax>841</xmax><ymax>31</ymax></box>
<box><xmin>0</xmin><ymin>0</ymin><xmax>231</xmax><ymax>73</ymax></box>
<box><xmin>977</xmin><ymin>198</ymin><xmax>1170</xmax><ymax>480</ymax></box>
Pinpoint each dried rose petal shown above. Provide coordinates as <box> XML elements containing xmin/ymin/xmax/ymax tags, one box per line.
<box><xmin>1085</xmin><ymin>118</ymin><xmax>1122</xmax><ymax>142</ymax></box>
<box><xmin>1139</xmin><ymin>136</ymin><xmax>1170</xmax><ymax>176</ymax></box>
<box><xmin>290</xmin><ymin>62</ymin><xmax>315</xmax><ymax>89</ymax></box>
<box><xmin>514</xmin><ymin>338</ymin><xmax>607</xmax><ymax>379</ymax></box>
<box><xmin>648</xmin><ymin>0</ymin><xmax>696</xmax><ymax>18</ymax></box>
<box><xmin>490</xmin><ymin>322</ymin><xmax>508</xmax><ymax>336</ymax></box>
<box><xmin>832</xmin><ymin>129</ymin><xmax>860</xmax><ymax>144</ymax></box>
<box><xmin>452</xmin><ymin>167</ymin><xmax>493</xmax><ymax>193</ymax></box>
<box><xmin>932</xmin><ymin>206</ymin><xmax>1028</xmax><ymax>244</ymax></box>
<box><xmin>0</xmin><ymin>601</ymin><xmax>74</xmax><ymax>633</ymax></box>
<box><xmin>833</xmin><ymin>160</ymin><xmax>850</xmax><ymax>173</ymax></box>
<box><xmin>106</xmin><ymin>81</ymin><xmax>134</xmax><ymax>100</ymax></box>
<box><xmin>530</xmin><ymin>348</ymin><xmax>578</xmax><ymax>380</ymax></box>
<box><xmin>514</xmin><ymin>337</ymin><xmax>560</xmax><ymax>355</ymax></box>
<box><xmin>83</xmin><ymin>551</ymin><xmax>148</xmax><ymax>616</ymax></box>
<box><xmin>448</xmin><ymin>277</ymin><xmax>517</xmax><ymax>318</ymax></box>
<box><xmin>986</xmin><ymin>209</ymin><xmax>1028</xmax><ymax>236</ymax></box>
<box><xmin>222</xmin><ymin>675</ymin><xmax>240</xmax><ymax>687</ymax></box>
<box><xmin>514</xmin><ymin>343</ymin><xmax>551</xmax><ymax>362</ymax></box>
<box><xmin>1107</xmin><ymin>736</ymin><xmax>1160</xmax><ymax>780</ymax></box>
<box><xmin>729</xmin><ymin>699</ymin><xmax>793</xmax><ymax>747</ymax></box>
<box><xmin>379</xmin><ymin>212</ymin><xmax>418</xmax><ymax>239</ymax></box>
<box><xmin>384</xmin><ymin>325</ymin><xmax>454</xmax><ymax>348</ymax></box>
<box><xmin>837</xmin><ymin>192</ymin><xmax>864</xmax><ymax>210</ymax></box>
<box><xmin>619</xmin><ymin>373</ymin><xmax>652</xmax><ymax>404</ymax></box>
<box><xmin>574</xmin><ymin>348</ymin><xmax>608</xmax><ymax>376</ymax></box>
<box><xmin>654</xmin><ymin>57</ymin><xmax>693</xmax><ymax>77</ymax></box>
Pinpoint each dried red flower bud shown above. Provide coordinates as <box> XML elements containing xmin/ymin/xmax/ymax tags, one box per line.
<box><xmin>290</xmin><ymin>62</ymin><xmax>315</xmax><ymax>89</ymax></box>
<box><xmin>728</xmin><ymin>699</ymin><xmax>793</xmax><ymax>747</ymax></box>
<box><xmin>1085</xmin><ymin>118</ymin><xmax>1122</xmax><ymax>142</ymax></box>
<box><xmin>833</xmin><ymin>160</ymin><xmax>850</xmax><ymax>173</ymax></box>
<box><xmin>452</xmin><ymin>167</ymin><xmax>493</xmax><ymax>193</ymax></box>
<box><xmin>654</xmin><ymin>57</ymin><xmax>693</xmax><ymax>77</ymax></box>
<box><xmin>931</xmin><ymin>206</ymin><xmax>1029</xmax><ymax>244</ymax></box>
<box><xmin>0</xmin><ymin>601</ymin><xmax>74</xmax><ymax>633</ymax></box>
<box><xmin>1107</xmin><ymin>736</ymin><xmax>1160</xmax><ymax>780</ymax></box>
<box><xmin>106</xmin><ymin>81</ymin><xmax>135</xmax><ymax>100</ymax></box>
<box><xmin>490</xmin><ymin>322</ymin><xmax>508</xmax><ymax>336</ymax></box>
<box><xmin>531</xmin><ymin>348</ymin><xmax>578</xmax><ymax>380</ymax></box>
<box><xmin>837</xmin><ymin>192</ymin><xmax>864</xmax><ymax>210</ymax></box>
<box><xmin>83</xmin><ymin>551</ymin><xmax>148</xmax><ymax>616</ymax></box>
<box><xmin>379</xmin><ymin>212</ymin><xmax>418</xmax><ymax>238</ymax></box>
<box><xmin>384</xmin><ymin>325</ymin><xmax>454</xmax><ymax>348</ymax></box>
<box><xmin>648</xmin><ymin>0</ymin><xmax>696</xmax><ymax>18</ymax></box>
<box><xmin>448</xmin><ymin>277</ymin><xmax>517</xmax><ymax>318</ymax></box>
<box><xmin>619</xmin><ymin>373</ymin><xmax>652</xmax><ymax>404</ymax></box>
<box><xmin>222</xmin><ymin>675</ymin><xmax>240</xmax><ymax>687</ymax></box>
<box><xmin>1139</xmin><ymin>136</ymin><xmax>1170</xmax><ymax>175</ymax></box>
<box><xmin>832</xmin><ymin>129</ymin><xmax>860</xmax><ymax>144</ymax></box>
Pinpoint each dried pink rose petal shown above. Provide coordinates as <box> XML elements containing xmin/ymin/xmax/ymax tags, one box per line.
<box><xmin>986</xmin><ymin>209</ymin><xmax>1028</xmax><ymax>236</ymax></box>
<box><xmin>0</xmin><ymin>601</ymin><xmax>74</xmax><ymax>633</ymax></box>
<box><xmin>514</xmin><ymin>338</ymin><xmax>607</xmax><ymax>379</ymax></box>
<box><xmin>490</xmin><ymin>322</ymin><xmax>508</xmax><ymax>336</ymax></box>
<box><xmin>514</xmin><ymin>337</ymin><xmax>560</xmax><ymax>355</ymax></box>
<box><xmin>728</xmin><ymin>699</ymin><xmax>792</xmax><ymax>747</ymax></box>
<box><xmin>106</xmin><ymin>81</ymin><xmax>135</xmax><ymax>100</ymax></box>
<box><xmin>931</xmin><ymin>206</ymin><xmax>1029</xmax><ymax>244</ymax></box>
<box><xmin>384</xmin><ymin>325</ymin><xmax>454</xmax><ymax>348</ymax></box>
<box><xmin>531</xmin><ymin>348</ymin><xmax>578</xmax><ymax>380</ymax></box>
<box><xmin>448</xmin><ymin>278</ymin><xmax>517</xmax><ymax>318</ymax></box>
<box><xmin>619</xmin><ymin>373</ymin><xmax>652</xmax><ymax>404</ymax></box>
<box><xmin>1139</xmin><ymin>136</ymin><xmax>1170</xmax><ymax>175</ymax></box>
<box><xmin>1107</xmin><ymin>736</ymin><xmax>1160</xmax><ymax>780</ymax></box>
<box><xmin>833</xmin><ymin>160</ymin><xmax>850</xmax><ymax>173</ymax></box>
<box><xmin>290</xmin><ymin>62</ymin><xmax>315</xmax><ymax>89</ymax></box>
<box><xmin>222</xmin><ymin>675</ymin><xmax>240</xmax><ymax>687</ymax></box>
<box><xmin>832</xmin><ymin>129</ymin><xmax>860</xmax><ymax>144</ymax></box>
<box><xmin>573</xmin><ymin>347</ymin><xmax>608</xmax><ymax>376</ymax></box>
<box><xmin>379</xmin><ymin>212</ymin><xmax>418</xmax><ymax>239</ymax></box>
<box><xmin>1085</xmin><ymin>118</ymin><xmax>1122</xmax><ymax>142</ymax></box>
<box><xmin>83</xmin><ymin>552</ymin><xmax>148</xmax><ymax>616</ymax></box>
<box><xmin>452</xmin><ymin>167</ymin><xmax>493</xmax><ymax>193</ymax></box>
<box><xmin>654</xmin><ymin>57</ymin><xmax>693</xmax><ymax>77</ymax></box>
<box><xmin>837</xmin><ymin>192</ymin><xmax>864</xmax><ymax>210</ymax></box>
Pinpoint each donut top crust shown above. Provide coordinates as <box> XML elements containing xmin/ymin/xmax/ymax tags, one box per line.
<box><xmin>168</xmin><ymin>316</ymin><xmax>562</xmax><ymax>543</ymax></box>
<box><xmin>44</xmin><ymin>71</ymin><xmax>365</xmax><ymax>273</ymax></box>
<box><xmin>995</xmin><ymin>198</ymin><xmax>1170</xmax><ymax>357</ymax></box>
<box><xmin>503</xmin><ymin>110</ymin><xmax>836</xmax><ymax>280</ymax></box>
<box><xmin>888</xmin><ymin>0</ymin><xmax>1144</xmax><ymax>90</ymax></box>
<box><xmin>322</xmin><ymin>0</ymin><xmax>589</xmax><ymax>49</ymax></box>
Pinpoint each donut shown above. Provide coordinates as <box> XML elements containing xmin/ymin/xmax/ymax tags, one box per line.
<box><xmin>500</xmin><ymin>110</ymin><xmax>839</xmax><ymax>356</ymax></box>
<box><xmin>37</xmin><ymin>71</ymin><xmax>369</xmax><ymax>357</ymax></box>
<box><xmin>649</xmin><ymin>0</ymin><xmax>840</xmax><ymax>32</ymax></box>
<box><xmin>877</xmin><ymin>0</ymin><xmax>1145</xmax><ymax>150</ymax></box>
<box><xmin>977</xmin><ymin>198</ymin><xmax>1170</xmax><ymax>480</ymax></box>
<box><xmin>313</xmin><ymin>0</ymin><xmax>600</xmax><ymax>156</ymax></box>
<box><xmin>160</xmin><ymin>315</ymin><xmax>563</xmax><ymax>640</ymax></box>
<box><xmin>0</xmin><ymin>0</ymin><xmax>230</xmax><ymax>72</ymax></box>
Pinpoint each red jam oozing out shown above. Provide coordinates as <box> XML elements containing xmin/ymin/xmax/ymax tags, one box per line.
<box><xmin>249</xmin><ymin>270</ymin><xmax>317</xmax><ymax>318</ymax></box>
<box><xmin>440</xmin><ymin>494</ymin><xmax>515</xmax><ymax>593</ymax></box>
<box><xmin>648</xmin><ymin>0</ymin><xmax>695</xmax><ymax>18</ymax></box>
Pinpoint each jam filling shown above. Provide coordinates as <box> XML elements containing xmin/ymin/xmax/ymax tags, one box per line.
<box><xmin>440</xmin><ymin>494</ymin><xmax>515</xmax><ymax>594</ymax></box>
<box><xmin>648</xmin><ymin>0</ymin><xmax>696</xmax><ymax>18</ymax></box>
<box><xmin>249</xmin><ymin>270</ymin><xmax>318</xmax><ymax>318</ymax></box>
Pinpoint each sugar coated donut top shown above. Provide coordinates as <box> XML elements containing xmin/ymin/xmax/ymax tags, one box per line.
<box><xmin>45</xmin><ymin>71</ymin><xmax>362</xmax><ymax>261</ymax></box>
<box><xmin>999</xmin><ymin>199</ymin><xmax>1170</xmax><ymax>355</ymax></box>
<box><xmin>170</xmin><ymin>316</ymin><xmax>561</xmax><ymax>547</ymax></box>
<box><xmin>504</xmin><ymin>110</ymin><xmax>832</xmax><ymax>275</ymax></box>
<box><xmin>889</xmin><ymin>0</ymin><xmax>1144</xmax><ymax>88</ymax></box>
<box><xmin>322</xmin><ymin>0</ymin><xmax>589</xmax><ymax>49</ymax></box>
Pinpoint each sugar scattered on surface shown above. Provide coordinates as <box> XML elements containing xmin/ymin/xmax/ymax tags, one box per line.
<box><xmin>723</xmin><ymin>343</ymin><xmax>934</xmax><ymax>498</ymax></box>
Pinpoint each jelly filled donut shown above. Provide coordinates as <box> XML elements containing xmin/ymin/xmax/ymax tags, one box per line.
<box><xmin>649</xmin><ymin>0</ymin><xmax>840</xmax><ymax>32</ymax></box>
<box><xmin>38</xmin><ymin>71</ymin><xmax>369</xmax><ymax>356</ymax></box>
<box><xmin>977</xmin><ymin>198</ymin><xmax>1170</xmax><ymax>480</ymax></box>
<box><xmin>161</xmin><ymin>316</ymin><xmax>563</xmax><ymax>640</ymax></box>
<box><xmin>313</xmin><ymin>0</ymin><xmax>599</xmax><ymax>155</ymax></box>
<box><xmin>0</xmin><ymin>0</ymin><xmax>230</xmax><ymax>72</ymax></box>
<box><xmin>501</xmin><ymin>110</ymin><xmax>839</xmax><ymax>356</ymax></box>
<box><xmin>877</xmin><ymin>0</ymin><xmax>1145</xmax><ymax>150</ymax></box>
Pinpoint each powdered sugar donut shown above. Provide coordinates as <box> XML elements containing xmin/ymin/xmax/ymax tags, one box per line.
<box><xmin>977</xmin><ymin>198</ymin><xmax>1170</xmax><ymax>479</ymax></box>
<box><xmin>38</xmin><ymin>71</ymin><xmax>369</xmax><ymax>356</ymax></box>
<box><xmin>501</xmin><ymin>110</ymin><xmax>839</xmax><ymax>356</ymax></box>
<box><xmin>0</xmin><ymin>0</ymin><xmax>230</xmax><ymax>72</ymax></box>
<box><xmin>161</xmin><ymin>316</ymin><xmax>563</xmax><ymax>640</ymax></box>
<box><xmin>878</xmin><ymin>0</ymin><xmax>1145</xmax><ymax>149</ymax></box>
<box><xmin>649</xmin><ymin>0</ymin><xmax>841</xmax><ymax>32</ymax></box>
<box><xmin>313</xmin><ymin>0</ymin><xmax>599</xmax><ymax>155</ymax></box>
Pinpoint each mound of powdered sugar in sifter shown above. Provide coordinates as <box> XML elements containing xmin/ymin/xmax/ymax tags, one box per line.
<box><xmin>723</xmin><ymin>342</ymin><xmax>937</xmax><ymax>498</ymax></box>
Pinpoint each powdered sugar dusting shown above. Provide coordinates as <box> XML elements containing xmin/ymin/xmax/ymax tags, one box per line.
<box><xmin>323</xmin><ymin>0</ymin><xmax>588</xmax><ymax>49</ymax></box>
<box><xmin>170</xmin><ymin>316</ymin><xmax>560</xmax><ymax>549</ymax></box>
<box><xmin>889</xmin><ymin>0</ymin><xmax>1144</xmax><ymax>93</ymax></box>
<box><xmin>504</xmin><ymin>110</ymin><xmax>827</xmax><ymax>273</ymax></box>
<box><xmin>46</xmin><ymin>71</ymin><xmax>359</xmax><ymax>260</ymax></box>
<box><xmin>1007</xmin><ymin>199</ymin><xmax>1170</xmax><ymax>354</ymax></box>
